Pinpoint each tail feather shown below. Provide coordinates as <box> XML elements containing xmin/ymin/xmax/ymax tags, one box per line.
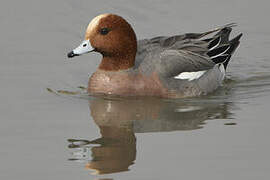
<box><xmin>223</xmin><ymin>33</ymin><xmax>242</xmax><ymax>69</ymax></box>
<box><xmin>213</xmin><ymin>27</ymin><xmax>232</xmax><ymax>43</ymax></box>
<box><xmin>206</xmin><ymin>25</ymin><xmax>242</xmax><ymax>70</ymax></box>
<box><xmin>227</xmin><ymin>33</ymin><xmax>243</xmax><ymax>54</ymax></box>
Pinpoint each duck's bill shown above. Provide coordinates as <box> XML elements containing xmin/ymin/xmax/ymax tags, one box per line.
<box><xmin>67</xmin><ymin>40</ymin><xmax>94</xmax><ymax>58</ymax></box>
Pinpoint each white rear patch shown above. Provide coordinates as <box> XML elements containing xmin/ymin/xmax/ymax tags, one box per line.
<box><xmin>174</xmin><ymin>70</ymin><xmax>206</xmax><ymax>81</ymax></box>
<box><xmin>218</xmin><ymin>64</ymin><xmax>226</xmax><ymax>80</ymax></box>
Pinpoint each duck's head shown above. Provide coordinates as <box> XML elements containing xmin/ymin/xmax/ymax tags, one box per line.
<box><xmin>68</xmin><ymin>14</ymin><xmax>137</xmax><ymax>71</ymax></box>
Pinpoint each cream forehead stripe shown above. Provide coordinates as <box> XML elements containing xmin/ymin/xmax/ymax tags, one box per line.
<box><xmin>86</xmin><ymin>14</ymin><xmax>110</xmax><ymax>34</ymax></box>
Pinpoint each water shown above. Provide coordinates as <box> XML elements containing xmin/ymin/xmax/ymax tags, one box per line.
<box><xmin>1</xmin><ymin>0</ymin><xmax>270</xmax><ymax>179</ymax></box>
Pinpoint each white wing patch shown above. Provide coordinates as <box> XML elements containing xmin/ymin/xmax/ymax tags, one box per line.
<box><xmin>174</xmin><ymin>70</ymin><xmax>207</xmax><ymax>81</ymax></box>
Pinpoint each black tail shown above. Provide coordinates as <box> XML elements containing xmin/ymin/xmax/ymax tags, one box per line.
<box><xmin>205</xmin><ymin>26</ymin><xmax>242</xmax><ymax>70</ymax></box>
<box><xmin>223</xmin><ymin>33</ymin><xmax>242</xmax><ymax>69</ymax></box>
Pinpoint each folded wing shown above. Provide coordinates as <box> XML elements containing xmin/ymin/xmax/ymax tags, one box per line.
<box><xmin>136</xmin><ymin>23</ymin><xmax>242</xmax><ymax>78</ymax></box>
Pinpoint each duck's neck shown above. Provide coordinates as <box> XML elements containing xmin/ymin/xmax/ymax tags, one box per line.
<box><xmin>98</xmin><ymin>55</ymin><xmax>135</xmax><ymax>71</ymax></box>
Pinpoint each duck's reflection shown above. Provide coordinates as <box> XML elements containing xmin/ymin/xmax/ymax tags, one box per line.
<box><xmin>68</xmin><ymin>96</ymin><xmax>233</xmax><ymax>175</ymax></box>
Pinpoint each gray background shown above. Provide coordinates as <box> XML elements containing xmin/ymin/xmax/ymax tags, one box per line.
<box><xmin>1</xmin><ymin>0</ymin><xmax>270</xmax><ymax>179</ymax></box>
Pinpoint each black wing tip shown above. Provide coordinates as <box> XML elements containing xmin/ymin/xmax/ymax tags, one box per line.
<box><xmin>212</xmin><ymin>54</ymin><xmax>230</xmax><ymax>64</ymax></box>
<box><xmin>202</xmin><ymin>24</ymin><xmax>242</xmax><ymax>70</ymax></box>
<box><xmin>208</xmin><ymin>32</ymin><xmax>242</xmax><ymax>70</ymax></box>
<box><xmin>208</xmin><ymin>36</ymin><xmax>221</xmax><ymax>50</ymax></box>
<box><xmin>207</xmin><ymin>44</ymin><xmax>230</xmax><ymax>57</ymax></box>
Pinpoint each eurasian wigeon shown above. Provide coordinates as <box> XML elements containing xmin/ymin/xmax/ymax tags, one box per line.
<box><xmin>67</xmin><ymin>14</ymin><xmax>242</xmax><ymax>98</ymax></box>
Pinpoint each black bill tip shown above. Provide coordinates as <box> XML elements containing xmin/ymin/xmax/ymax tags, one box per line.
<box><xmin>67</xmin><ymin>51</ymin><xmax>79</xmax><ymax>58</ymax></box>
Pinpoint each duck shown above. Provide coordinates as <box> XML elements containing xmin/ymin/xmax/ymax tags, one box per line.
<box><xmin>67</xmin><ymin>13</ymin><xmax>242</xmax><ymax>98</ymax></box>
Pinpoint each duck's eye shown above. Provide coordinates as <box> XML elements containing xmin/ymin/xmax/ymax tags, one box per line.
<box><xmin>100</xmin><ymin>28</ymin><xmax>110</xmax><ymax>35</ymax></box>
<box><xmin>83</xmin><ymin>44</ymin><xmax>87</xmax><ymax>47</ymax></box>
